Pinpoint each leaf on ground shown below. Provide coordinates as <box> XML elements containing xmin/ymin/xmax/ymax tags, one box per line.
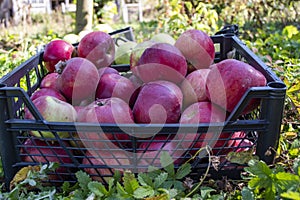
<box><xmin>144</xmin><ymin>193</ymin><xmax>169</xmax><ymax>200</ymax></box>
<box><xmin>226</xmin><ymin>150</ymin><xmax>258</xmax><ymax>165</ymax></box>
<box><xmin>10</xmin><ymin>165</ymin><xmax>40</xmax><ymax>190</ymax></box>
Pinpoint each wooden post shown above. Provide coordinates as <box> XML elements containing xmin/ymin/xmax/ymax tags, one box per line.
<box><xmin>75</xmin><ymin>0</ymin><xmax>93</xmax><ymax>34</ymax></box>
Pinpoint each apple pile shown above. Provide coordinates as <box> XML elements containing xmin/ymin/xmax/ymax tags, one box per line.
<box><xmin>22</xmin><ymin>29</ymin><xmax>267</xmax><ymax>181</ymax></box>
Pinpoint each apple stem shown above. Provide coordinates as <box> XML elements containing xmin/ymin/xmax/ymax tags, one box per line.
<box><xmin>96</xmin><ymin>101</ymin><xmax>105</xmax><ymax>106</ymax></box>
<box><xmin>55</xmin><ymin>60</ymin><xmax>67</xmax><ymax>74</ymax></box>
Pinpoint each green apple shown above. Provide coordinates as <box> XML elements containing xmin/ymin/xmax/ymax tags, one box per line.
<box><xmin>115</xmin><ymin>41</ymin><xmax>137</xmax><ymax>65</ymax></box>
<box><xmin>151</xmin><ymin>33</ymin><xmax>176</xmax><ymax>45</ymax></box>
<box><xmin>24</xmin><ymin>96</ymin><xmax>77</xmax><ymax>138</ymax></box>
<box><xmin>63</xmin><ymin>33</ymin><xmax>80</xmax><ymax>44</ymax></box>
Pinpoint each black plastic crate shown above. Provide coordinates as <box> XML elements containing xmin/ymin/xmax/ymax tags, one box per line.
<box><xmin>0</xmin><ymin>26</ymin><xmax>286</xmax><ymax>189</ymax></box>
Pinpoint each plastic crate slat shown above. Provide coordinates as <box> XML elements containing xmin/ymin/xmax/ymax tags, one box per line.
<box><xmin>0</xmin><ymin>54</ymin><xmax>42</xmax><ymax>87</ymax></box>
<box><xmin>226</xmin><ymin>85</ymin><xmax>286</xmax><ymax>122</ymax></box>
<box><xmin>231</xmin><ymin>36</ymin><xmax>282</xmax><ymax>83</ymax></box>
<box><xmin>6</xmin><ymin>119</ymin><xmax>268</xmax><ymax>133</ymax></box>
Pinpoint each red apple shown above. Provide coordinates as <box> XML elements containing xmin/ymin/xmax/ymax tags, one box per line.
<box><xmin>95</xmin><ymin>73</ymin><xmax>136</xmax><ymax>103</ymax></box>
<box><xmin>130</xmin><ymin>40</ymin><xmax>156</xmax><ymax>69</ymax></box>
<box><xmin>127</xmin><ymin>75</ymin><xmax>143</xmax><ymax>109</ymax></box>
<box><xmin>74</xmin><ymin>105</ymin><xmax>88</xmax><ymax>122</ymax></box>
<box><xmin>40</xmin><ymin>72</ymin><xmax>60</xmax><ymax>91</ymax></box>
<box><xmin>178</xmin><ymin>101</ymin><xmax>229</xmax><ymax>155</ymax></box>
<box><xmin>137</xmin><ymin>134</ymin><xmax>183</xmax><ymax>170</ymax></box>
<box><xmin>128</xmin><ymin>74</ymin><xmax>143</xmax><ymax>89</ymax></box>
<box><xmin>30</xmin><ymin>88</ymin><xmax>66</xmax><ymax>102</ymax></box>
<box><xmin>56</xmin><ymin>57</ymin><xmax>100</xmax><ymax>105</ymax></box>
<box><xmin>133</xmin><ymin>80</ymin><xmax>183</xmax><ymax>124</ymax></box>
<box><xmin>128</xmin><ymin>86</ymin><xmax>141</xmax><ymax>109</ymax></box>
<box><xmin>175</xmin><ymin>29</ymin><xmax>215</xmax><ymax>69</ymax></box>
<box><xmin>82</xmin><ymin>150</ymin><xmax>130</xmax><ymax>183</ymax></box>
<box><xmin>43</xmin><ymin>39</ymin><xmax>74</xmax><ymax>72</ymax></box>
<box><xmin>77</xmin><ymin>97</ymin><xmax>134</xmax><ymax>148</ymax></box>
<box><xmin>24</xmin><ymin>96</ymin><xmax>77</xmax><ymax>138</ymax></box>
<box><xmin>132</xmin><ymin>43</ymin><xmax>187</xmax><ymax>84</ymax></box>
<box><xmin>21</xmin><ymin>138</ymin><xmax>73</xmax><ymax>179</ymax></box>
<box><xmin>180</xmin><ymin>68</ymin><xmax>210</xmax><ymax>108</ymax></box>
<box><xmin>77</xmin><ymin>31</ymin><xmax>115</xmax><ymax>68</ymax></box>
<box><xmin>98</xmin><ymin>66</ymin><xmax>119</xmax><ymax>78</ymax></box>
<box><xmin>206</xmin><ymin>59</ymin><xmax>267</xmax><ymax>113</ymax></box>
<box><xmin>226</xmin><ymin>131</ymin><xmax>254</xmax><ymax>153</ymax></box>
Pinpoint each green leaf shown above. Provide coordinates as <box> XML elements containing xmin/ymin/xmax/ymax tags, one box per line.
<box><xmin>264</xmin><ymin>186</ymin><xmax>276</xmax><ymax>200</ymax></box>
<box><xmin>133</xmin><ymin>186</ymin><xmax>155</xmax><ymax>199</ymax></box>
<box><xmin>107</xmin><ymin>177</ymin><xmax>116</xmax><ymax>194</ymax></box>
<box><xmin>61</xmin><ymin>181</ymin><xmax>79</xmax><ymax>195</ymax></box>
<box><xmin>138</xmin><ymin>173</ymin><xmax>154</xmax><ymax>187</ymax></box>
<box><xmin>248</xmin><ymin>177</ymin><xmax>263</xmax><ymax>189</ymax></box>
<box><xmin>75</xmin><ymin>171</ymin><xmax>91</xmax><ymax>188</ymax></box>
<box><xmin>200</xmin><ymin>186</ymin><xmax>216</xmax><ymax>199</ymax></box>
<box><xmin>160</xmin><ymin>151</ymin><xmax>175</xmax><ymax>176</ymax></box>
<box><xmin>117</xmin><ymin>182</ymin><xmax>128</xmax><ymax>196</ymax></box>
<box><xmin>173</xmin><ymin>180</ymin><xmax>185</xmax><ymax>191</ymax></box>
<box><xmin>287</xmin><ymin>81</ymin><xmax>300</xmax><ymax>94</ymax></box>
<box><xmin>88</xmin><ymin>181</ymin><xmax>107</xmax><ymax>197</ymax></box>
<box><xmin>61</xmin><ymin>181</ymin><xmax>71</xmax><ymax>193</ymax></box>
<box><xmin>113</xmin><ymin>170</ymin><xmax>122</xmax><ymax>182</ymax></box>
<box><xmin>75</xmin><ymin>171</ymin><xmax>92</xmax><ymax>196</ymax></box>
<box><xmin>241</xmin><ymin>187</ymin><xmax>255</xmax><ymax>200</ymax></box>
<box><xmin>159</xmin><ymin>188</ymin><xmax>178</xmax><ymax>199</ymax></box>
<box><xmin>122</xmin><ymin>171</ymin><xmax>139</xmax><ymax>195</ymax></box>
<box><xmin>162</xmin><ymin>180</ymin><xmax>174</xmax><ymax>189</ymax></box>
<box><xmin>245</xmin><ymin>160</ymin><xmax>272</xmax><ymax>178</ymax></box>
<box><xmin>276</xmin><ymin>172</ymin><xmax>300</xmax><ymax>182</ymax></box>
<box><xmin>282</xmin><ymin>25</ymin><xmax>299</xmax><ymax>38</ymax></box>
<box><xmin>7</xmin><ymin>187</ymin><xmax>20</xmax><ymax>200</ymax></box>
<box><xmin>275</xmin><ymin>172</ymin><xmax>300</xmax><ymax>191</ymax></box>
<box><xmin>153</xmin><ymin>172</ymin><xmax>168</xmax><ymax>189</ymax></box>
<box><xmin>175</xmin><ymin>163</ymin><xmax>192</xmax><ymax>179</ymax></box>
<box><xmin>184</xmin><ymin>1</ymin><xmax>193</xmax><ymax>12</ymax></box>
<box><xmin>281</xmin><ymin>191</ymin><xmax>300</xmax><ymax>200</ymax></box>
<box><xmin>116</xmin><ymin>182</ymin><xmax>129</xmax><ymax>197</ymax></box>
<box><xmin>148</xmin><ymin>165</ymin><xmax>160</xmax><ymax>173</ymax></box>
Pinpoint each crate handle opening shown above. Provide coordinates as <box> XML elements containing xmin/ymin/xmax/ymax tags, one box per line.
<box><xmin>267</xmin><ymin>81</ymin><xmax>286</xmax><ymax>89</ymax></box>
<box><xmin>0</xmin><ymin>83</ymin><xmax>7</xmax><ymax>88</ymax></box>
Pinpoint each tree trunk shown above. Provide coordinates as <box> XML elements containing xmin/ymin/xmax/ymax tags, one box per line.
<box><xmin>75</xmin><ymin>0</ymin><xmax>93</xmax><ymax>34</ymax></box>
